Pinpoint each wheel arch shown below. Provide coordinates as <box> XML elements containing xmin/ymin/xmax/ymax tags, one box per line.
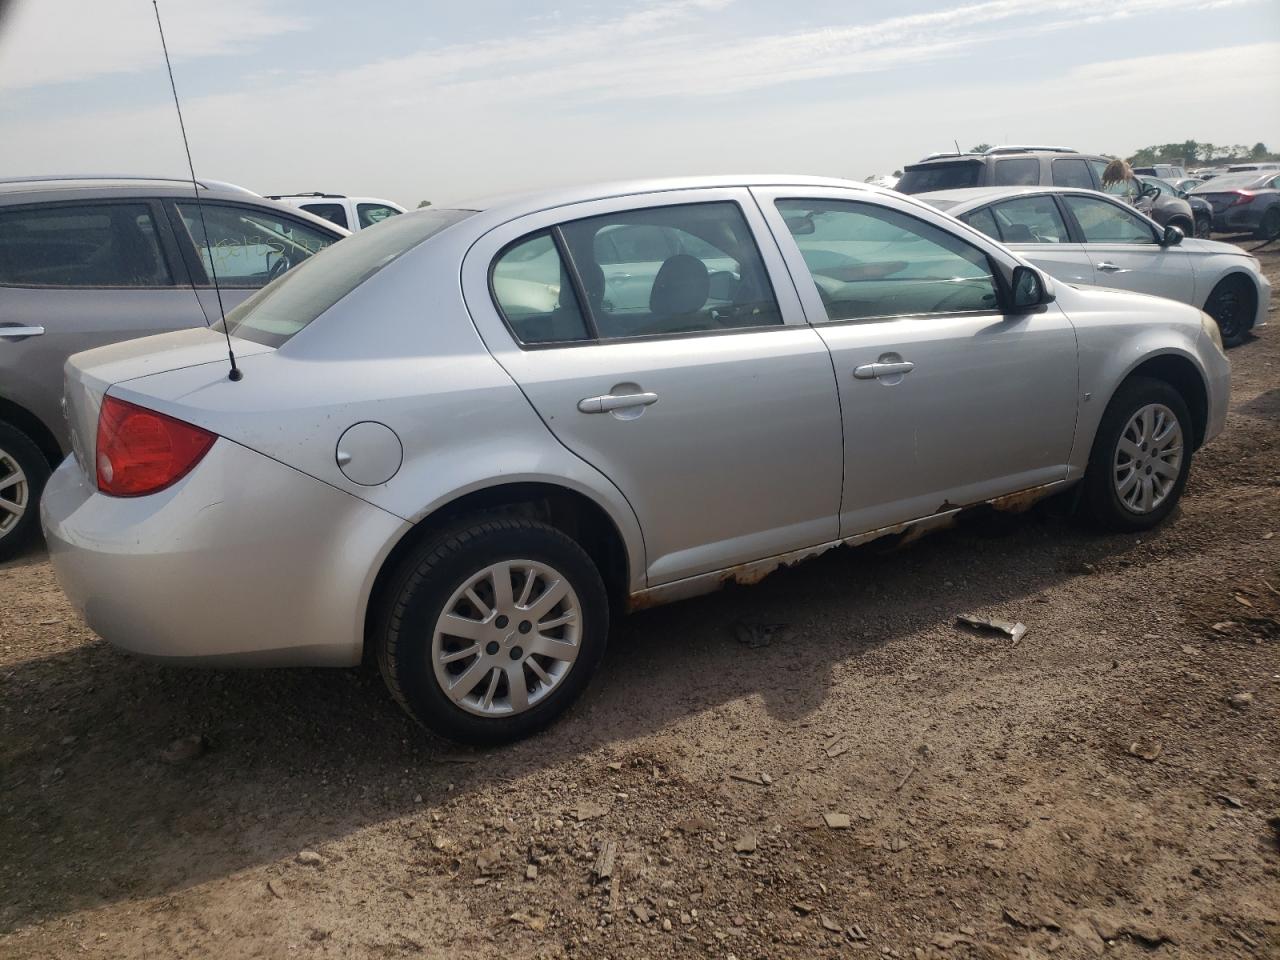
<box><xmin>0</xmin><ymin>396</ymin><xmax>63</xmax><ymax>467</ymax></box>
<box><xmin>1116</xmin><ymin>352</ymin><xmax>1209</xmax><ymax>448</ymax></box>
<box><xmin>1203</xmin><ymin>270</ymin><xmax>1259</xmax><ymax>330</ymax></box>
<box><xmin>362</xmin><ymin>481</ymin><xmax>634</xmax><ymax>660</ymax></box>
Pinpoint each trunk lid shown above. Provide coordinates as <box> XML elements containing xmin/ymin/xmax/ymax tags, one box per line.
<box><xmin>63</xmin><ymin>327</ymin><xmax>273</xmax><ymax>476</ymax></box>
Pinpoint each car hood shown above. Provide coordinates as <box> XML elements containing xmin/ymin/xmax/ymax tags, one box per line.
<box><xmin>1054</xmin><ymin>280</ymin><xmax>1203</xmax><ymax>327</ymax></box>
<box><xmin>1177</xmin><ymin>237</ymin><xmax>1258</xmax><ymax>258</ymax></box>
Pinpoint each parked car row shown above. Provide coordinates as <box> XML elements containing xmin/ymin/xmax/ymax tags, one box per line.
<box><xmin>26</xmin><ymin>174</ymin><xmax>1234</xmax><ymax>743</ymax></box>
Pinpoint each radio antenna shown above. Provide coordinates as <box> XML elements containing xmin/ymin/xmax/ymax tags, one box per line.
<box><xmin>152</xmin><ymin>0</ymin><xmax>242</xmax><ymax>382</ymax></box>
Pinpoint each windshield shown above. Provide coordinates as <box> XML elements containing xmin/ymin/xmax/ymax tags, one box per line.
<box><xmin>896</xmin><ymin>161</ymin><xmax>981</xmax><ymax>194</ymax></box>
<box><xmin>220</xmin><ymin>208</ymin><xmax>473</xmax><ymax>347</ymax></box>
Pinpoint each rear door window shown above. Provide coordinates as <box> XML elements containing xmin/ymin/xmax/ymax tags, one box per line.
<box><xmin>1051</xmin><ymin>158</ymin><xmax>1094</xmax><ymax>189</ymax></box>
<box><xmin>988</xmin><ymin>196</ymin><xmax>1070</xmax><ymax>243</ymax></box>
<box><xmin>959</xmin><ymin>207</ymin><xmax>1001</xmax><ymax>241</ymax></box>
<box><xmin>174</xmin><ymin>202</ymin><xmax>339</xmax><ymax>287</ymax></box>
<box><xmin>491</xmin><ymin>232</ymin><xmax>591</xmax><ymax>345</ymax></box>
<box><xmin>0</xmin><ymin>202</ymin><xmax>173</xmax><ymax>287</ymax></box>
<box><xmin>992</xmin><ymin>158</ymin><xmax>1041</xmax><ymax>186</ymax></box>
<box><xmin>299</xmin><ymin>202</ymin><xmax>349</xmax><ymax>229</ymax></box>
<box><xmin>557</xmin><ymin>202</ymin><xmax>783</xmax><ymax>340</ymax></box>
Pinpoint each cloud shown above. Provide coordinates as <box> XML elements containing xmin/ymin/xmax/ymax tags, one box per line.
<box><xmin>0</xmin><ymin>0</ymin><xmax>307</xmax><ymax>91</ymax></box>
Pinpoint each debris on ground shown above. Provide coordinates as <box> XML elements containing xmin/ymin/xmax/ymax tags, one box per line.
<box><xmin>159</xmin><ymin>734</ymin><xmax>207</xmax><ymax>765</ymax></box>
<box><xmin>735</xmin><ymin>621</ymin><xmax>790</xmax><ymax>648</ymax></box>
<box><xmin>956</xmin><ymin>614</ymin><xmax>1027</xmax><ymax>643</ymax></box>
<box><xmin>1126</xmin><ymin>738</ymin><xmax>1163</xmax><ymax>762</ymax></box>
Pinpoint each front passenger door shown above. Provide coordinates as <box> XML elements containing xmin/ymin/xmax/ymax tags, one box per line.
<box><xmin>1059</xmin><ymin>194</ymin><xmax>1193</xmax><ymax>304</ymax></box>
<box><xmin>756</xmin><ymin>190</ymin><xmax>1079</xmax><ymax>538</ymax></box>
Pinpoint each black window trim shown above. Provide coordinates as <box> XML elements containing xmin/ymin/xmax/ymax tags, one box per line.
<box><xmin>163</xmin><ymin>197</ymin><xmax>343</xmax><ymax>289</ymax></box>
<box><xmin>773</xmin><ymin>195</ymin><xmax>1012</xmax><ymax>324</ymax></box>
<box><xmin>488</xmin><ymin>199</ymin><xmax>790</xmax><ymax>351</ymax></box>
<box><xmin>0</xmin><ymin>197</ymin><xmax>185</xmax><ymax>291</ymax></box>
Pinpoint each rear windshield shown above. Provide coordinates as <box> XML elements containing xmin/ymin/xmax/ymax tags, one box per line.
<box><xmin>220</xmin><ymin>208</ymin><xmax>473</xmax><ymax>347</ymax></box>
<box><xmin>896</xmin><ymin>161</ymin><xmax>981</xmax><ymax>194</ymax></box>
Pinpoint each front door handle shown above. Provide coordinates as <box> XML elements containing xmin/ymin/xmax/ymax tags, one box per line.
<box><xmin>578</xmin><ymin>391</ymin><xmax>659</xmax><ymax>414</ymax></box>
<box><xmin>853</xmin><ymin>361</ymin><xmax>914</xmax><ymax>380</ymax></box>
<box><xmin>0</xmin><ymin>325</ymin><xmax>45</xmax><ymax>339</ymax></box>
<box><xmin>1096</xmin><ymin>262</ymin><xmax>1130</xmax><ymax>274</ymax></box>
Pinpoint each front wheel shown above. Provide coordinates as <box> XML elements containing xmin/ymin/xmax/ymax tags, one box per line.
<box><xmin>1194</xmin><ymin>217</ymin><xmax>1212</xmax><ymax>239</ymax></box>
<box><xmin>1082</xmin><ymin>377</ymin><xmax>1193</xmax><ymax>531</ymax></box>
<box><xmin>375</xmin><ymin>517</ymin><xmax>609</xmax><ymax>745</ymax></box>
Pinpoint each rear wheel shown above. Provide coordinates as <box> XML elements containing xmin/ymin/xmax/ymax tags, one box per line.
<box><xmin>0</xmin><ymin>422</ymin><xmax>50</xmax><ymax>562</ymax></box>
<box><xmin>1193</xmin><ymin>216</ymin><xmax>1212</xmax><ymax>239</ymax></box>
<box><xmin>1257</xmin><ymin>207</ymin><xmax>1280</xmax><ymax>241</ymax></box>
<box><xmin>375</xmin><ymin>516</ymin><xmax>609</xmax><ymax>744</ymax></box>
<box><xmin>1203</xmin><ymin>274</ymin><xmax>1256</xmax><ymax>348</ymax></box>
<box><xmin>1082</xmin><ymin>377</ymin><xmax>1192</xmax><ymax>531</ymax></box>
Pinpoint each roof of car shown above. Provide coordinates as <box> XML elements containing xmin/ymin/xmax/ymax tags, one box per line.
<box><xmin>449</xmin><ymin>174</ymin><xmax>888</xmax><ymax>218</ymax></box>
<box><xmin>913</xmin><ymin>185</ymin><xmax>1105</xmax><ymax>212</ymax></box>
<box><xmin>0</xmin><ymin>175</ymin><xmax>260</xmax><ymax>201</ymax></box>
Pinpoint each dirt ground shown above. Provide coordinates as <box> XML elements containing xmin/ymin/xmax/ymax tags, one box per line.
<box><xmin>2</xmin><ymin>245</ymin><xmax>1278</xmax><ymax>960</ymax></box>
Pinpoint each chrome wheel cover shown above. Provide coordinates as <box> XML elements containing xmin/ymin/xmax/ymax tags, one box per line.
<box><xmin>1113</xmin><ymin>403</ymin><xmax>1183</xmax><ymax>514</ymax></box>
<box><xmin>431</xmin><ymin>559</ymin><xmax>581</xmax><ymax>718</ymax></box>
<box><xmin>0</xmin><ymin>449</ymin><xmax>28</xmax><ymax>538</ymax></box>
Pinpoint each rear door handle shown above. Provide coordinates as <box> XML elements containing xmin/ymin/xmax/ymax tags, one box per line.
<box><xmin>1096</xmin><ymin>262</ymin><xmax>1130</xmax><ymax>274</ymax></box>
<box><xmin>577</xmin><ymin>391</ymin><xmax>659</xmax><ymax>414</ymax></box>
<box><xmin>0</xmin><ymin>325</ymin><xmax>45</xmax><ymax>339</ymax></box>
<box><xmin>853</xmin><ymin>361</ymin><xmax>914</xmax><ymax>380</ymax></box>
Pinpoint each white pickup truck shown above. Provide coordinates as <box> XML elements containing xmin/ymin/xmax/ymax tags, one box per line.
<box><xmin>265</xmin><ymin>192</ymin><xmax>406</xmax><ymax>232</ymax></box>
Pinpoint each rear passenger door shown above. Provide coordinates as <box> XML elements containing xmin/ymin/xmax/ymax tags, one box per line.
<box><xmin>461</xmin><ymin>189</ymin><xmax>845</xmax><ymax>586</ymax></box>
<box><xmin>0</xmin><ymin>199</ymin><xmax>207</xmax><ymax>451</ymax></box>
<box><xmin>755</xmin><ymin>188</ymin><xmax>1079</xmax><ymax>537</ymax></box>
<box><xmin>959</xmin><ymin>195</ymin><xmax>1095</xmax><ymax>285</ymax></box>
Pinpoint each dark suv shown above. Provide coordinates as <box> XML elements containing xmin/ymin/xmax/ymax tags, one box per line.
<box><xmin>0</xmin><ymin>175</ymin><xmax>346</xmax><ymax>559</ymax></box>
<box><xmin>896</xmin><ymin>146</ymin><xmax>1109</xmax><ymax>195</ymax></box>
<box><xmin>897</xmin><ymin>147</ymin><xmax>1203</xmax><ymax>236</ymax></box>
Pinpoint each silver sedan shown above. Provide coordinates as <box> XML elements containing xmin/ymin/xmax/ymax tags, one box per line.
<box><xmin>42</xmin><ymin>175</ymin><xmax>1230</xmax><ymax>743</ymax></box>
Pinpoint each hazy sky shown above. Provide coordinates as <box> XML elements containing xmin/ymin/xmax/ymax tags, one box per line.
<box><xmin>1</xmin><ymin>0</ymin><xmax>1277</xmax><ymax>207</ymax></box>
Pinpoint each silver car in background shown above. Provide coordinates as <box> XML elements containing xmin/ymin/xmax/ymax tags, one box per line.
<box><xmin>42</xmin><ymin>175</ymin><xmax>1230</xmax><ymax>743</ymax></box>
<box><xmin>918</xmin><ymin>186</ymin><xmax>1270</xmax><ymax>346</ymax></box>
<box><xmin>0</xmin><ymin>176</ymin><xmax>346</xmax><ymax>558</ymax></box>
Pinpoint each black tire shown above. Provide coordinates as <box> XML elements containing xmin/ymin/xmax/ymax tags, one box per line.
<box><xmin>375</xmin><ymin>516</ymin><xmax>609</xmax><ymax>745</ymax></box>
<box><xmin>1169</xmin><ymin>217</ymin><xmax>1193</xmax><ymax>238</ymax></box>
<box><xmin>1257</xmin><ymin>207</ymin><xmax>1280</xmax><ymax>242</ymax></box>
<box><xmin>1194</xmin><ymin>216</ymin><xmax>1212</xmax><ymax>239</ymax></box>
<box><xmin>1203</xmin><ymin>274</ymin><xmax>1256</xmax><ymax>348</ymax></box>
<box><xmin>1082</xmin><ymin>377</ymin><xmax>1193</xmax><ymax>532</ymax></box>
<box><xmin>0</xmin><ymin>422</ymin><xmax>51</xmax><ymax>562</ymax></box>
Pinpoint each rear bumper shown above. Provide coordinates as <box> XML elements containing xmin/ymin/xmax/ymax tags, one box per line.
<box><xmin>40</xmin><ymin>440</ymin><xmax>408</xmax><ymax>666</ymax></box>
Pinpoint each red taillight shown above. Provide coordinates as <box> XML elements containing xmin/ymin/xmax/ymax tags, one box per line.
<box><xmin>1231</xmin><ymin>190</ymin><xmax>1255</xmax><ymax>206</ymax></box>
<box><xmin>95</xmin><ymin>396</ymin><xmax>216</xmax><ymax>497</ymax></box>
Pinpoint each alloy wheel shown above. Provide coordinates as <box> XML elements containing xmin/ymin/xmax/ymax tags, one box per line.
<box><xmin>431</xmin><ymin>559</ymin><xmax>581</xmax><ymax>717</ymax></box>
<box><xmin>0</xmin><ymin>448</ymin><xmax>28</xmax><ymax>538</ymax></box>
<box><xmin>1113</xmin><ymin>403</ymin><xmax>1183</xmax><ymax>515</ymax></box>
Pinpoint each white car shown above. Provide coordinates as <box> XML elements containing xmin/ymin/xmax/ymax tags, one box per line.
<box><xmin>918</xmin><ymin>186</ymin><xmax>1270</xmax><ymax>347</ymax></box>
<box><xmin>265</xmin><ymin>192</ymin><xmax>405</xmax><ymax>232</ymax></box>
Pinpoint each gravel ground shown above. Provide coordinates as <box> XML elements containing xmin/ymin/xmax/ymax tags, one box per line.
<box><xmin>2</xmin><ymin>245</ymin><xmax>1278</xmax><ymax>960</ymax></box>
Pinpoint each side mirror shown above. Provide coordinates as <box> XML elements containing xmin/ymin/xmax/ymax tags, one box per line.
<box><xmin>1161</xmin><ymin>224</ymin><xmax>1184</xmax><ymax>246</ymax></box>
<box><xmin>1011</xmin><ymin>265</ymin><xmax>1051</xmax><ymax>310</ymax></box>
